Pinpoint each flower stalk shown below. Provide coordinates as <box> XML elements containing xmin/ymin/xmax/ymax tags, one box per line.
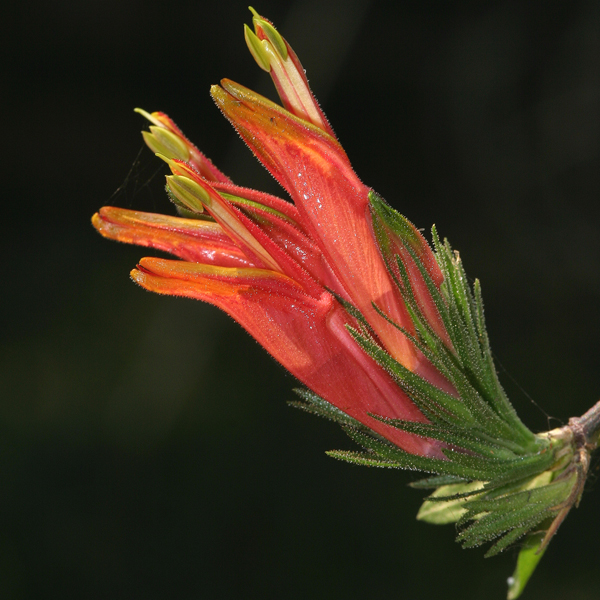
<box><xmin>93</xmin><ymin>10</ymin><xmax>599</xmax><ymax>599</ymax></box>
<box><xmin>571</xmin><ymin>398</ymin><xmax>600</xmax><ymax>450</ymax></box>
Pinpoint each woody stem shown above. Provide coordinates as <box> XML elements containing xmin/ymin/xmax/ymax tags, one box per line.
<box><xmin>569</xmin><ymin>399</ymin><xmax>600</xmax><ymax>451</ymax></box>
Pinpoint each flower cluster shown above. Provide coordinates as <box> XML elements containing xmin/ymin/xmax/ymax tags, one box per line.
<box><xmin>93</xmin><ymin>10</ymin><xmax>598</xmax><ymax>599</ymax></box>
<box><xmin>94</xmin><ymin>10</ymin><xmax>450</xmax><ymax>458</ymax></box>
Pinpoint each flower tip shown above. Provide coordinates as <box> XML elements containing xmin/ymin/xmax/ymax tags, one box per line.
<box><xmin>216</xmin><ymin>79</ymin><xmax>238</xmax><ymax>98</ymax></box>
<box><xmin>133</xmin><ymin>257</ymin><xmax>158</xmax><ymax>275</ymax></box>
<box><xmin>249</xmin><ymin>10</ymin><xmax>288</xmax><ymax>60</ymax></box>
<box><xmin>92</xmin><ymin>208</ymin><xmax>135</xmax><ymax>246</ymax></box>
<box><xmin>134</xmin><ymin>107</ymin><xmax>164</xmax><ymax>128</ymax></box>
<box><xmin>154</xmin><ymin>152</ymin><xmax>171</xmax><ymax>166</ymax></box>
<box><xmin>158</xmin><ymin>154</ymin><xmax>201</xmax><ymax>182</ymax></box>
<box><xmin>91</xmin><ymin>211</ymin><xmax>102</xmax><ymax>232</ymax></box>
<box><xmin>210</xmin><ymin>84</ymin><xmax>226</xmax><ymax>104</ymax></box>
<box><xmin>244</xmin><ymin>24</ymin><xmax>271</xmax><ymax>72</ymax></box>
<box><xmin>130</xmin><ymin>266</ymin><xmax>156</xmax><ymax>290</ymax></box>
<box><xmin>240</xmin><ymin>14</ymin><xmax>335</xmax><ymax>137</ymax></box>
<box><xmin>91</xmin><ymin>208</ymin><xmax>120</xmax><ymax>240</ymax></box>
<box><xmin>141</xmin><ymin>128</ymin><xmax>190</xmax><ymax>162</ymax></box>
<box><xmin>211</xmin><ymin>81</ymin><xmax>248</xmax><ymax>110</ymax></box>
<box><xmin>215</xmin><ymin>79</ymin><xmax>271</xmax><ymax>108</ymax></box>
<box><xmin>166</xmin><ymin>174</ymin><xmax>208</xmax><ymax>214</ymax></box>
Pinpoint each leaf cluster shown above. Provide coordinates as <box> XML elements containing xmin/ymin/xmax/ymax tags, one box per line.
<box><xmin>291</xmin><ymin>194</ymin><xmax>578</xmax><ymax>590</ymax></box>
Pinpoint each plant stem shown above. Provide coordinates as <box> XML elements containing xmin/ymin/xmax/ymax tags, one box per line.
<box><xmin>570</xmin><ymin>399</ymin><xmax>600</xmax><ymax>451</ymax></box>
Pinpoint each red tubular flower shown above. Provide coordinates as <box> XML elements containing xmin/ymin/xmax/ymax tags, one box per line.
<box><xmin>93</xmin><ymin>11</ymin><xmax>454</xmax><ymax>458</ymax></box>
<box><xmin>94</xmin><ymin>12</ymin><xmax>600</xmax><ymax>594</ymax></box>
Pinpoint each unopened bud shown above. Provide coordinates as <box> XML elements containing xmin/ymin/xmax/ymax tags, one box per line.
<box><xmin>244</xmin><ymin>25</ymin><xmax>271</xmax><ymax>72</ymax></box>
<box><xmin>244</xmin><ymin>8</ymin><xmax>334</xmax><ymax>137</ymax></box>
<box><xmin>165</xmin><ymin>175</ymin><xmax>208</xmax><ymax>214</ymax></box>
<box><xmin>249</xmin><ymin>7</ymin><xmax>288</xmax><ymax>60</ymax></box>
<box><xmin>142</xmin><ymin>126</ymin><xmax>190</xmax><ymax>162</ymax></box>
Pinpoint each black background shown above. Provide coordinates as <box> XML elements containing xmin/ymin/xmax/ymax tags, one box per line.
<box><xmin>2</xmin><ymin>0</ymin><xmax>599</xmax><ymax>598</ymax></box>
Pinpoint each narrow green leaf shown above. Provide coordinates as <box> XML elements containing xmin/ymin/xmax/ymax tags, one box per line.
<box><xmin>342</xmin><ymin>427</ymin><xmax>494</xmax><ymax>480</ymax></box>
<box><xmin>348</xmin><ymin>327</ymin><xmax>476</xmax><ymax>426</ymax></box>
<box><xmin>409</xmin><ymin>475</ymin><xmax>468</xmax><ymax>489</ymax></box>
<box><xmin>472</xmin><ymin>469</ymin><xmax>553</xmax><ymax>503</ymax></box>
<box><xmin>467</xmin><ymin>474</ymin><xmax>573</xmax><ymax>517</ymax></box>
<box><xmin>370</xmin><ymin>417</ymin><xmax>517</xmax><ymax>460</ymax></box>
<box><xmin>327</xmin><ymin>288</ymin><xmax>373</xmax><ymax>331</ymax></box>
<box><xmin>506</xmin><ymin>532</ymin><xmax>547</xmax><ymax>599</ymax></box>
<box><xmin>290</xmin><ymin>389</ymin><xmax>366</xmax><ymax>429</ymax></box>
<box><xmin>473</xmin><ymin>279</ymin><xmax>536</xmax><ymax>445</ymax></box>
<box><xmin>325</xmin><ymin>450</ymin><xmax>401</xmax><ymax>468</ymax></box>
<box><xmin>483</xmin><ymin>516</ymin><xmax>547</xmax><ymax>557</ymax></box>
<box><xmin>476</xmin><ymin>447</ymin><xmax>556</xmax><ymax>490</ymax></box>
<box><xmin>458</xmin><ymin>504</ymin><xmax>551</xmax><ymax>548</ymax></box>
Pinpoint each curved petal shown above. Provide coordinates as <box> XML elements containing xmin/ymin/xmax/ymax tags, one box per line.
<box><xmin>92</xmin><ymin>207</ymin><xmax>254</xmax><ymax>268</ymax></box>
<box><xmin>212</xmin><ymin>81</ymin><xmax>420</xmax><ymax>371</ymax></box>
<box><xmin>131</xmin><ymin>257</ymin><xmax>442</xmax><ymax>457</ymax></box>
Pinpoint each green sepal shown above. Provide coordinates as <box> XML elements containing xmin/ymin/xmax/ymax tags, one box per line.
<box><xmin>473</xmin><ymin>447</ymin><xmax>556</xmax><ymax>492</ymax></box>
<box><xmin>409</xmin><ymin>475</ymin><xmax>468</xmax><ymax>489</ymax></box>
<box><xmin>341</xmin><ymin>427</ymin><xmax>497</xmax><ymax>480</ymax></box>
<box><xmin>453</xmin><ymin>473</ymin><xmax>575</xmax><ymax>553</ymax></box>
<box><xmin>461</xmin><ymin>474</ymin><xmax>573</xmax><ymax>521</ymax></box>
<box><xmin>369</xmin><ymin>417</ymin><xmax>518</xmax><ymax>461</ymax></box>
<box><xmin>369</xmin><ymin>191</ymin><xmax>426</xmax><ymax>255</ymax></box>
<box><xmin>483</xmin><ymin>517</ymin><xmax>548</xmax><ymax>558</ymax></box>
<box><xmin>289</xmin><ymin>389</ymin><xmax>367</xmax><ymax>430</ymax></box>
<box><xmin>325</xmin><ymin>450</ymin><xmax>402</xmax><ymax>468</ymax></box>
<box><xmin>368</xmin><ymin>193</ymin><xmax>537</xmax><ymax>451</ymax></box>
<box><xmin>431</xmin><ymin>227</ymin><xmax>536</xmax><ymax>446</ymax></box>
<box><xmin>327</xmin><ymin>290</ymin><xmax>374</xmax><ymax>333</ymax></box>
<box><xmin>457</xmin><ymin>504</ymin><xmax>551</xmax><ymax>548</ymax></box>
<box><xmin>347</xmin><ymin>326</ymin><xmax>476</xmax><ymax>426</ymax></box>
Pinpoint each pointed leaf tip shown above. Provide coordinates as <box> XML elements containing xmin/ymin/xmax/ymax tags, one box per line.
<box><xmin>507</xmin><ymin>533</ymin><xmax>546</xmax><ymax>599</ymax></box>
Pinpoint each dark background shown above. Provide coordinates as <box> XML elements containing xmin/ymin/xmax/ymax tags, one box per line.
<box><xmin>2</xmin><ymin>1</ymin><xmax>599</xmax><ymax>598</ymax></box>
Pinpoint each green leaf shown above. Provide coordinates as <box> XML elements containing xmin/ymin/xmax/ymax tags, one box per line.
<box><xmin>506</xmin><ymin>532</ymin><xmax>547</xmax><ymax>599</ymax></box>
<box><xmin>327</xmin><ymin>289</ymin><xmax>373</xmax><ymax>331</ymax></box>
<box><xmin>325</xmin><ymin>450</ymin><xmax>401</xmax><ymax>468</ymax></box>
<box><xmin>289</xmin><ymin>389</ymin><xmax>366</xmax><ymax>430</ymax></box>
<box><xmin>341</xmin><ymin>427</ymin><xmax>495</xmax><ymax>480</ymax></box>
<box><xmin>409</xmin><ymin>475</ymin><xmax>468</xmax><ymax>489</ymax></box>
<box><xmin>417</xmin><ymin>481</ymin><xmax>484</xmax><ymax>524</ymax></box>
<box><xmin>370</xmin><ymin>417</ymin><xmax>518</xmax><ymax>460</ymax></box>
<box><xmin>484</xmin><ymin>522</ymin><xmax>541</xmax><ymax>558</ymax></box>
<box><xmin>347</xmin><ymin>327</ymin><xmax>477</xmax><ymax>426</ymax></box>
<box><xmin>370</xmin><ymin>206</ymin><xmax>536</xmax><ymax>449</ymax></box>
<box><xmin>457</xmin><ymin>504</ymin><xmax>551</xmax><ymax>548</ymax></box>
